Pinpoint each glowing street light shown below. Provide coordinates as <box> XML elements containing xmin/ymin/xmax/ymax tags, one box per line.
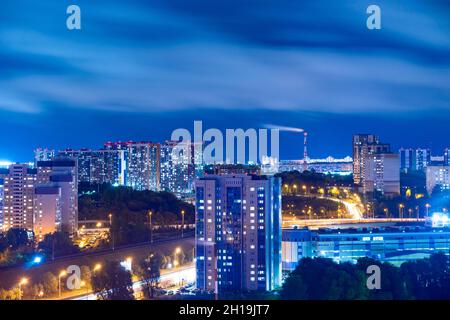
<box><xmin>181</xmin><ymin>209</ymin><xmax>185</xmax><ymax>238</ymax></box>
<box><xmin>108</xmin><ymin>213</ymin><xmax>114</xmax><ymax>251</ymax></box>
<box><xmin>148</xmin><ymin>210</ymin><xmax>153</xmax><ymax>243</ymax></box>
<box><xmin>58</xmin><ymin>270</ymin><xmax>67</xmax><ymax>299</ymax></box>
<box><xmin>93</xmin><ymin>263</ymin><xmax>102</xmax><ymax>272</ymax></box>
<box><xmin>425</xmin><ymin>203</ymin><xmax>431</xmax><ymax>217</ymax></box>
<box><xmin>18</xmin><ymin>277</ymin><xmax>28</xmax><ymax>300</ymax></box>
<box><xmin>399</xmin><ymin>204</ymin><xmax>405</xmax><ymax>220</ymax></box>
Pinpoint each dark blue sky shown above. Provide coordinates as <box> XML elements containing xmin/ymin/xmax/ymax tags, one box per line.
<box><xmin>1</xmin><ymin>0</ymin><xmax>449</xmax><ymax>161</ymax></box>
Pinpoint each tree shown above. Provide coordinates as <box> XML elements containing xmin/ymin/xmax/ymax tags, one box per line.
<box><xmin>356</xmin><ymin>257</ymin><xmax>408</xmax><ymax>300</ymax></box>
<box><xmin>80</xmin><ymin>265</ymin><xmax>92</xmax><ymax>288</ymax></box>
<box><xmin>138</xmin><ymin>253</ymin><xmax>162</xmax><ymax>299</ymax></box>
<box><xmin>401</xmin><ymin>252</ymin><xmax>450</xmax><ymax>300</ymax></box>
<box><xmin>92</xmin><ymin>261</ymin><xmax>134</xmax><ymax>300</ymax></box>
<box><xmin>6</xmin><ymin>228</ymin><xmax>29</xmax><ymax>250</ymax></box>
<box><xmin>280</xmin><ymin>275</ymin><xmax>307</xmax><ymax>300</ymax></box>
<box><xmin>0</xmin><ymin>288</ymin><xmax>21</xmax><ymax>300</ymax></box>
<box><xmin>280</xmin><ymin>258</ymin><xmax>369</xmax><ymax>300</ymax></box>
<box><xmin>38</xmin><ymin>231</ymin><xmax>79</xmax><ymax>258</ymax></box>
<box><xmin>41</xmin><ymin>272</ymin><xmax>58</xmax><ymax>295</ymax></box>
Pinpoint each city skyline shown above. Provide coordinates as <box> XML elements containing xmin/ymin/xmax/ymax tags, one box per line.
<box><xmin>1</xmin><ymin>0</ymin><xmax>450</xmax><ymax>161</ymax></box>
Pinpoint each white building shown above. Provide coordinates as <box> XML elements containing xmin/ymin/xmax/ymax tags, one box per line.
<box><xmin>363</xmin><ymin>153</ymin><xmax>400</xmax><ymax>197</ymax></box>
<box><xmin>34</xmin><ymin>186</ymin><xmax>62</xmax><ymax>242</ymax></box>
<box><xmin>36</xmin><ymin>158</ymin><xmax>78</xmax><ymax>236</ymax></box>
<box><xmin>426</xmin><ymin>166</ymin><xmax>450</xmax><ymax>195</ymax></box>
<box><xmin>3</xmin><ymin>164</ymin><xmax>36</xmax><ymax>231</ymax></box>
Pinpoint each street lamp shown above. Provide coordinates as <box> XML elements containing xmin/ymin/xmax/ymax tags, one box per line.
<box><xmin>108</xmin><ymin>213</ymin><xmax>114</xmax><ymax>251</ymax></box>
<box><xmin>181</xmin><ymin>210</ymin><xmax>185</xmax><ymax>238</ymax></box>
<box><xmin>126</xmin><ymin>257</ymin><xmax>133</xmax><ymax>273</ymax></box>
<box><xmin>58</xmin><ymin>270</ymin><xmax>67</xmax><ymax>299</ymax></box>
<box><xmin>425</xmin><ymin>203</ymin><xmax>431</xmax><ymax>217</ymax></box>
<box><xmin>94</xmin><ymin>263</ymin><xmax>102</xmax><ymax>272</ymax></box>
<box><xmin>18</xmin><ymin>277</ymin><xmax>28</xmax><ymax>300</ymax></box>
<box><xmin>148</xmin><ymin>210</ymin><xmax>153</xmax><ymax>243</ymax></box>
<box><xmin>174</xmin><ymin>247</ymin><xmax>181</xmax><ymax>268</ymax></box>
<box><xmin>399</xmin><ymin>204</ymin><xmax>405</xmax><ymax>220</ymax></box>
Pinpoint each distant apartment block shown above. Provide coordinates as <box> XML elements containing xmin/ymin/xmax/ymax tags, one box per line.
<box><xmin>34</xmin><ymin>148</ymin><xmax>55</xmax><ymax>164</ymax></box>
<box><xmin>3</xmin><ymin>164</ymin><xmax>36</xmax><ymax>230</ymax></box>
<box><xmin>364</xmin><ymin>153</ymin><xmax>400</xmax><ymax>196</ymax></box>
<box><xmin>34</xmin><ymin>186</ymin><xmax>61</xmax><ymax>242</ymax></box>
<box><xmin>161</xmin><ymin>141</ymin><xmax>195</xmax><ymax>195</ymax></box>
<box><xmin>352</xmin><ymin>134</ymin><xmax>390</xmax><ymax>186</ymax></box>
<box><xmin>399</xmin><ymin>148</ymin><xmax>431</xmax><ymax>172</ymax></box>
<box><xmin>59</xmin><ymin>148</ymin><xmax>126</xmax><ymax>186</ymax></box>
<box><xmin>426</xmin><ymin>166</ymin><xmax>450</xmax><ymax>195</ymax></box>
<box><xmin>0</xmin><ymin>175</ymin><xmax>5</xmax><ymax>231</ymax></box>
<box><xmin>195</xmin><ymin>174</ymin><xmax>282</xmax><ymax>293</ymax></box>
<box><xmin>36</xmin><ymin>158</ymin><xmax>78</xmax><ymax>236</ymax></box>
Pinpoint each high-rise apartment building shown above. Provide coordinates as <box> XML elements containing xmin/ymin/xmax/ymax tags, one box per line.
<box><xmin>110</xmin><ymin>142</ymin><xmax>161</xmax><ymax>191</ymax></box>
<box><xmin>444</xmin><ymin>148</ymin><xmax>450</xmax><ymax>166</ymax></box>
<box><xmin>34</xmin><ymin>186</ymin><xmax>61</xmax><ymax>242</ymax></box>
<box><xmin>195</xmin><ymin>174</ymin><xmax>282</xmax><ymax>293</ymax></box>
<box><xmin>3</xmin><ymin>164</ymin><xmax>37</xmax><ymax>230</ymax></box>
<box><xmin>0</xmin><ymin>175</ymin><xmax>5</xmax><ymax>231</ymax></box>
<box><xmin>399</xmin><ymin>148</ymin><xmax>431</xmax><ymax>172</ymax></box>
<box><xmin>363</xmin><ymin>153</ymin><xmax>400</xmax><ymax>196</ymax></box>
<box><xmin>161</xmin><ymin>141</ymin><xmax>194</xmax><ymax>195</ymax></box>
<box><xmin>352</xmin><ymin>134</ymin><xmax>390</xmax><ymax>185</ymax></box>
<box><xmin>34</xmin><ymin>148</ymin><xmax>55</xmax><ymax>164</ymax></box>
<box><xmin>426</xmin><ymin>166</ymin><xmax>450</xmax><ymax>195</ymax></box>
<box><xmin>36</xmin><ymin>158</ymin><xmax>78</xmax><ymax>236</ymax></box>
<box><xmin>59</xmin><ymin>148</ymin><xmax>126</xmax><ymax>186</ymax></box>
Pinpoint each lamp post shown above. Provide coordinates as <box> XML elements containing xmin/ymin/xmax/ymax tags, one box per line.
<box><xmin>148</xmin><ymin>210</ymin><xmax>153</xmax><ymax>243</ymax></box>
<box><xmin>425</xmin><ymin>203</ymin><xmax>431</xmax><ymax>217</ymax></box>
<box><xmin>18</xmin><ymin>277</ymin><xmax>28</xmax><ymax>300</ymax></box>
<box><xmin>399</xmin><ymin>204</ymin><xmax>404</xmax><ymax>220</ymax></box>
<box><xmin>181</xmin><ymin>210</ymin><xmax>185</xmax><ymax>238</ymax></box>
<box><xmin>109</xmin><ymin>213</ymin><xmax>114</xmax><ymax>251</ymax></box>
<box><xmin>88</xmin><ymin>263</ymin><xmax>102</xmax><ymax>300</ymax></box>
<box><xmin>174</xmin><ymin>247</ymin><xmax>181</xmax><ymax>268</ymax></box>
<box><xmin>58</xmin><ymin>270</ymin><xmax>67</xmax><ymax>299</ymax></box>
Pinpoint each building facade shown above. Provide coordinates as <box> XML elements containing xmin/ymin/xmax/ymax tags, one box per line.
<box><xmin>399</xmin><ymin>148</ymin><xmax>431</xmax><ymax>172</ymax></box>
<box><xmin>34</xmin><ymin>186</ymin><xmax>62</xmax><ymax>242</ymax></box>
<box><xmin>426</xmin><ymin>166</ymin><xmax>450</xmax><ymax>195</ymax></box>
<box><xmin>195</xmin><ymin>174</ymin><xmax>282</xmax><ymax>293</ymax></box>
<box><xmin>0</xmin><ymin>176</ymin><xmax>4</xmax><ymax>231</ymax></box>
<box><xmin>3</xmin><ymin>164</ymin><xmax>36</xmax><ymax>230</ymax></box>
<box><xmin>59</xmin><ymin>148</ymin><xmax>127</xmax><ymax>186</ymax></box>
<box><xmin>161</xmin><ymin>141</ymin><xmax>194</xmax><ymax>195</ymax></box>
<box><xmin>282</xmin><ymin>225</ymin><xmax>450</xmax><ymax>270</ymax></box>
<box><xmin>363</xmin><ymin>153</ymin><xmax>400</xmax><ymax>196</ymax></box>
<box><xmin>352</xmin><ymin>134</ymin><xmax>390</xmax><ymax>186</ymax></box>
<box><xmin>34</xmin><ymin>148</ymin><xmax>55</xmax><ymax>164</ymax></box>
<box><xmin>36</xmin><ymin>158</ymin><xmax>78</xmax><ymax>236</ymax></box>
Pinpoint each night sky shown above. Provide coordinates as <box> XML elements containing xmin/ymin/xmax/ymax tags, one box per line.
<box><xmin>1</xmin><ymin>1</ymin><xmax>449</xmax><ymax>162</ymax></box>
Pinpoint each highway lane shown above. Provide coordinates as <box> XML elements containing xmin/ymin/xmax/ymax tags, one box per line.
<box><xmin>0</xmin><ymin>235</ymin><xmax>194</xmax><ymax>290</ymax></box>
<box><xmin>70</xmin><ymin>264</ymin><xmax>196</xmax><ymax>300</ymax></box>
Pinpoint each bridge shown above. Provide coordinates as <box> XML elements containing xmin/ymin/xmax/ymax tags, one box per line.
<box><xmin>282</xmin><ymin>217</ymin><xmax>425</xmax><ymax>229</ymax></box>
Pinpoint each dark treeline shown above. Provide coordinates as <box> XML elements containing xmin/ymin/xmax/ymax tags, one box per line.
<box><xmin>281</xmin><ymin>253</ymin><xmax>450</xmax><ymax>300</ymax></box>
<box><xmin>79</xmin><ymin>182</ymin><xmax>195</xmax><ymax>246</ymax></box>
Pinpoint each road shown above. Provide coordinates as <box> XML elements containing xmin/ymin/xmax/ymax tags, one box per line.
<box><xmin>326</xmin><ymin>196</ymin><xmax>363</xmax><ymax>220</ymax></box>
<box><xmin>70</xmin><ymin>264</ymin><xmax>196</xmax><ymax>300</ymax></box>
<box><xmin>0</xmin><ymin>235</ymin><xmax>194</xmax><ymax>291</ymax></box>
<box><xmin>282</xmin><ymin>217</ymin><xmax>425</xmax><ymax>229</ymax></box>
